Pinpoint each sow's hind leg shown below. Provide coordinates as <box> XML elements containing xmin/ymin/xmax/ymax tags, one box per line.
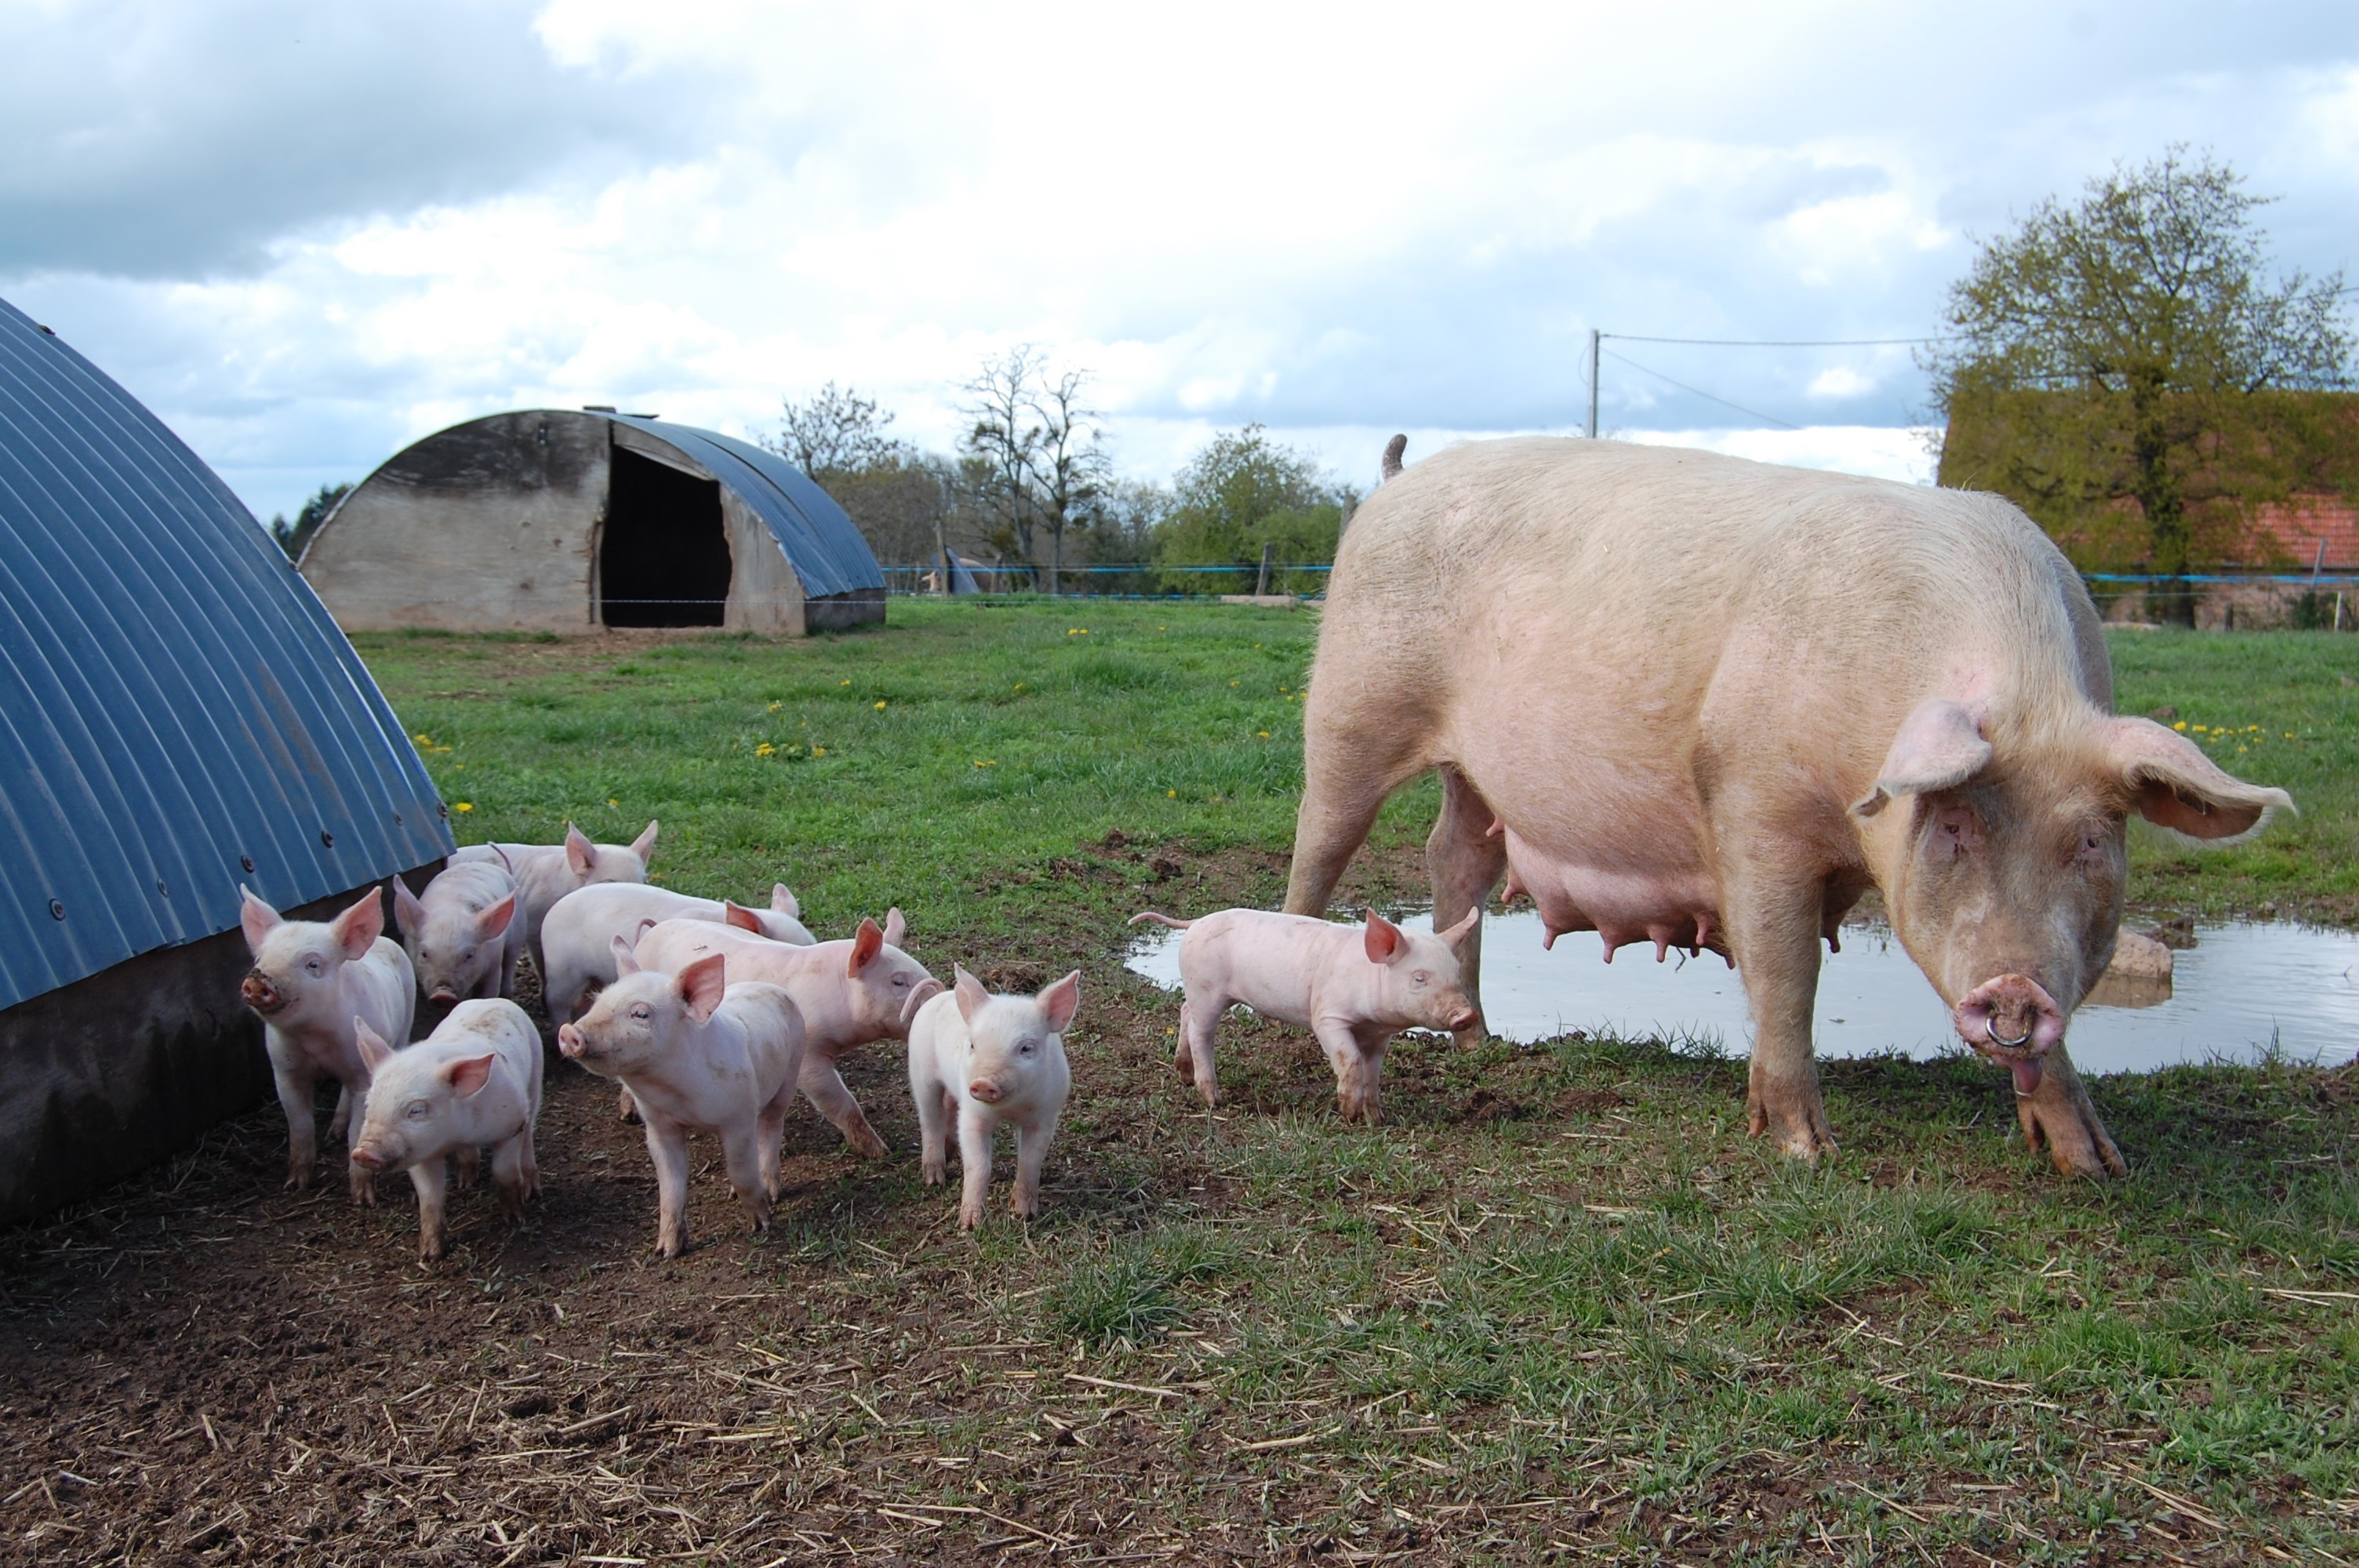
<box><xmin>1427</xmin><ymin>765</ymin><xmax>1506</xmax><ymax>1051</ymax></box>
<box><xmin>1283</xmin><ymin>672</ymin><xmax>1437</xmax><ymax>918</ymax></box>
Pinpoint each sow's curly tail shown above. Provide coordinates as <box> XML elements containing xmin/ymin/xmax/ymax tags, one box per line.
<box><xmin>1380</xmin><ymin>433</ymin><xmax>1407</xmax><ymax>481</ymax></box>
<box><xmin>1128</xmin><ymin>911</ymin><xmax>1193</xmax><ymax>931</ymax></box>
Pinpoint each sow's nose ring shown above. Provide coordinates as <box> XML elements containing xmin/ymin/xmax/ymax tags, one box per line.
<box><xmin>1986</xmin><ymin>1018</ymin><xmax>2033</xmax><ymax>1051</ymax></box>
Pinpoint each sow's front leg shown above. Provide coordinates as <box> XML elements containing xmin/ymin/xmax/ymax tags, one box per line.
<box><xmin>1723</xmin><ymin>864</ymin><xmax>1838</xmax><ymax>1161</ymax></box>
<box><xmin>1427</xmin><ymin>765</ymin><xmax>1506</xmax><ymax>1052</ymax></box>
<box><xmin>2016</xmin><ymin>1044</ymin><xmax>2128</xmax><ymax>1178</ymax></box>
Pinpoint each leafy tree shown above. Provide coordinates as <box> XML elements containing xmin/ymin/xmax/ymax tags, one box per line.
<box><xmin>1925</xmin><ymin>148</ymin><xmax>2351</xmax><ymax>617</ymax></box>
<box><xmin>1150</xmin><ymin>426</ymin><xmax>1348</xmax><ymax>593</ymax></box>
<box><xmin>269</xmin><ymin>481</ymin><xmax>351</xmax><ymax>560</ymax></box>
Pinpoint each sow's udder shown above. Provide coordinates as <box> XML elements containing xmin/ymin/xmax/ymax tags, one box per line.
<box><xmin>1952</xmin><ymin>973</ymin><xmax>2066</xmax><ymax>1097</ymax></box>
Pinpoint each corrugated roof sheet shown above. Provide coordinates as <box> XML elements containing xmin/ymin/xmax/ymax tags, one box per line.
<box><xmin>0</xmin><ymin>294</ymin><xmax>453</xmax><ymax>1014</ymax></box>
<box><xmin>606</xmin><ymin>416</ymin><xmax>885</xmax><ymax>599</ymax></box>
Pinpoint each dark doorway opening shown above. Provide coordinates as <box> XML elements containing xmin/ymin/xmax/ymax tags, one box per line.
<box><xmin>601</xmin><ymin>447</ymin><xmax>731</xmax><ymax>626</ymax></box>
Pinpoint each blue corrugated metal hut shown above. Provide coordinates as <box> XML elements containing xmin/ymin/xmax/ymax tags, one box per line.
<box><xmin>0</xmin><ymin>293</ymin><xmax>451</xmax><ymax>1221</ymax></box>
<box><xmin>300</xmin><ymin>409</ymin><xmax>887</xmax><ymax>635</ymax></box>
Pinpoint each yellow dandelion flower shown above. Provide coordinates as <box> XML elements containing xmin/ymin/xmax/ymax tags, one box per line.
<box><xmin>839</xmin><ymin>679</ymin><xmax>851</xmax><ymax>687</ymax></box>
<box><xmin>455</xmin><ymin>802</ymin><xmax>473</xmax><ymax>812</ymax></box>
<box><xmin>974</xmin><ymin>759</ymin><xmax>995</xmax><ymax>768</ymax></box>
<box><xmin>1013</xmin><ymin>682</ymin><xmax>1027</xmax><ymax>692</ymax></box>
<box><xmin>1167</xmin><ymin>789</ymin><xmax>1177</xmax><ymax>798</ymax></box>
<box><xmin>453</xmin><ymin>762</ymin><xmax>465</xmax><ymax>770</ymax></box>
<box><xmin>2173</xmin><ymin>720</ymin><xmax>2187</xmax><ymax>731</ymax></box>
<box><xmin>768</xmin><ymin>702</ymin><xmax>782</xmax><ymax>712</ymax></box>
<box><xmin>812</xmin><ymin>746</ymin><xmax>827</xmax><ymax>757</ymax></box>
<box><xmin>607</xmin><ymin>797</ymin><xmax>619</xmax><ymax>806</ymax></box>
<box><xmin>1257</xmin><ymin>731</ymin><xmax>1270</xmax><ymax>739</ymax></box>
<box><xmin>413</xmin><ymin>732</ymin><xmax>431</xmax><ymax>745</ymax></box>
<box><xmin>756</xmin><ymin>742</ymin><xmax>776</xmax><ymax>757</ymax></box>
<box><xmin>874</xmin><ymin>700</ymin><xmax>887</xmax><ymax>710</ymax></box>
<box><xmin>1229</xmin><ymin>680</ymin><xmax>1239</xmax><ymax>687</ymax></box>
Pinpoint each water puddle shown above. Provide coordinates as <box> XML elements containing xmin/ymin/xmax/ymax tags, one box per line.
<box><xmin>1125</xmin><ymin>911</ymin><xmax>2359</xmax><ymax>1075</ymax></box>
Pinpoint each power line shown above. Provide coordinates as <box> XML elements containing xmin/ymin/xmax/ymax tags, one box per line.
<box><xmin>1599</xmin><ymin>349</ymin><xmax>1802</xmax><ymax>431</ymax></box>
<box><xmin>1601</xmin><ymin>332</ymin><xmax>1948</xmax><ymax>347</ymax></box>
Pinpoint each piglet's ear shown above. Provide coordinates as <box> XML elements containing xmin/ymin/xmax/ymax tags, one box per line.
<box><xmin>239</xmin><ymin>886</ymin><xmax>281</xmax><ymax>952</ymax></box>
<box><xmin>391</xmin><ymin>878</ymin><xmax>427</xmax><ymax>940</ymax></box>
<box><xmin>722</xmin><ymin>900</ymin><xmax>763</xmax><ymax>933</ymax></box>
<box><xmin>1038</xmin><ymin>970</ymin><xmax>1081</xmax><ymax>1033</ymax></box>
<box><xmin>474</xmin><ymin>891</ymin><xmax>518</xmax><ymax>939</ymax></box>
<box><xmin>953</xmin><ymin>964</ymin><xmax>990</xmax><ymax>1025</ymax></box>
<box><xmin>629</xmin><ymin>819</ymin><xmax>660</xmax><ymax>864</ymax></box>
<box><xmin>883</xmin><ymin>907</ymin><xmax>907</xmax><ymax>949</ymax></box>
<box><xmin>771</xmin><ymin>884</ymin><xmax>799</xmax><ymax>918</ymax></box>
<box><xmin>1438</xmin><ymin>906</ymin><xmax>1481</xmax><ymax>946</ymax></box>
<box><xmin>354</xmin><ymin>1017</ymin><xmax>394</xmax><ymax>1076</ymax></box>
<box><xmin>2103</xmin><ymin>716</ymin><xmax>2294</xmax><ymax>843</ymax></box>
<box><xmin>443</xmin><ymin>1053</ymin><xmax>496</xmax><ymax>1098</ymax></box>
<box><xmin>1364</xmin><ymin>909</ymin><xmax>1404</xmax><ymax>964</ymax></box>
<box><xmin>678</xmin><ymin>953</ymin><xmax>728</xmax><ymax>1025</ymax></box>
<box><xmin>565</xmin><ymin>823</ymin><xmax>596</xmax><ymax>875</ymax></box>
<box><xmin>331</xmin><ymin>889</ymin><xmax>384</xmax><ymax>960</ymax></box>
<box><xmin>1852</xmin><ymin>699</ymin><xmax>1992</xmax><ymax>818</ymax></box>
<box><xmin>610</xmin><ymin>933</ymin><xmax>642</xmax><ymax>975</ymax></box>
<box><xmin>848</xmin><ymin>916</ymin><xmax>885</xmax><ymax>976</ymax></box>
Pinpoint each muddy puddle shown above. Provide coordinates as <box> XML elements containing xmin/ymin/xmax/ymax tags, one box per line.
<box><xmin>1126</xmin><ymin>911</ymin><xmax>2359</xmax><ymax>1075</ymax></box>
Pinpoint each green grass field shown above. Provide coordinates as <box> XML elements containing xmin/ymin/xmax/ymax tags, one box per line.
<box><xmin>323</xmin><ymin>606</ymin><xmax>2359</xmax><ymax>1562</ymax></box>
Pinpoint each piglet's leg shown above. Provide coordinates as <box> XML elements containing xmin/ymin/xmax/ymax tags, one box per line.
<box><xmin>756</xmin><ymin>1086</ymin><xmax>796</xmax><ymax>1200</ymax></box>
<box><xmin>273</xmin><ymin>1066</ymin><xmax>319</xmax><ymax>1190</ymax></box>
<box><xmin>329</xmin><ymin>1083</ymin><xmax>353</xmax><ymax>1142</ymax></box>
<box><xmin>490</xmin><ymin>1134</ymin><xmax>535</xmax><ymax>1216</ymax></box>
<box><xmin>1011</xmin><ymin>1111</ymin><xmax>1060</xmax><ymax>1220</ymax></box>
<box><xmin>453</xmin><ymin>1145</ymin><xmax>481</xmax><ymax>1190</ymax></box>
<box><xmin>617</xmin><ymin>1086</ymin><xmax>641</xmax><ymax>1124</ymax></box>
<box><xmin>911</xmin><ymin>1061</ymin><xmax>949</xmax><ymax>1185</ymax></box>
<box><xmin>1314</xmin><ymin>1021</ymin><xmax>1371</xmax><ymax>1124</ymax></box>
<box><xmin>1177</xmin><ymin>992</ymin><xmax>1222</xmax><ymax>1106</ymax></box>
<box><xmin>409</xmin><ymin>1157</ymin><xmax>449</xmax><ymax>1264</ymax></box>
<box><xmin>801</xmin><ymin>1055</ymin><xmax>888</xmax><ymax>1160</ymax></box>
<box><xmin>956</xmin><ymin>1109</ymin><xmax>995</xmax><ymax>1230</ymax></box>
<box><xmin>643</xmin><ymin>1119</ymin><xmax>694</xmax><ymax>1258</ymax></box>
<box><xmin>722</xmin><ymin>1125</ymin><xmax>773</xmax><ymax>1236</ymax></box>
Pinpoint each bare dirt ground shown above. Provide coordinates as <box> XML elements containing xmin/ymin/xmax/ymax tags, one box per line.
<box><xmin>0</xmin><ymin>841</ymin><xmax>1521</xmax><ymax>1567</ymax></box>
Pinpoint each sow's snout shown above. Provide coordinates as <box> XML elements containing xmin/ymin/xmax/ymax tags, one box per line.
<box><xmin>1953</xmin><ymin>973</ymin><xmax>2066</xmax><ymax>1098</ymax></box>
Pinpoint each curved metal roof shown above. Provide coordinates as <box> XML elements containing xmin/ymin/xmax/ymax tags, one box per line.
<box><xmin>601</xmin><ymin>415</ymin><xmax>885</xmax><ymax>599</ymax></box>
<box><xmin>0</xmin><ymin>294</ymin><xmax>453</xmax><ymax>1014</ymax></box>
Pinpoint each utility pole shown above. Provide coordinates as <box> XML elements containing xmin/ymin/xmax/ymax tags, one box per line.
<box><xmin>1587</xmin><ymin>328</ymin><xmax>1601</xmax><ymax>439</ymax></box>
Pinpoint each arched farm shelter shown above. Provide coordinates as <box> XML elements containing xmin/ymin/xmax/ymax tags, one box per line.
<box><xmin>300</xmin><ymin>410</ymin><xmax>889</xmax><ymax>635</ymax></box>
<box><xmin>0</xmin><ymin>295</ymin><xmax>453</xmax><ymax>1224</ymax></box>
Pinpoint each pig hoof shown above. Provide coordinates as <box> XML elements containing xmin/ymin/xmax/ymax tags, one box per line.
<box><xmin>921</xmin><ymin>1162</ymin><xmax>945</xmax><ymax>1186</ymax></box>
<box><xmin>849</xmin><ymin>1130</ymin><xmax>889</xmax><ymax>1160</ymax></box>
<box><xmin>1747</xmin><ymin>1094</ymin><xmax>1838</xmax><ymax>1161</ymax></box>
<box><xmin>420</xmin><ymin>1233</ymin><xmax>447</xmax><ymax>1265</ymax></box>
<box><xmin>2017</xmin><ymin>1078</ymin><xmax>2128</xmax><ymax>1178</ymax></box>
<box><xmin>349</xmin><ymin>1171</ymin><xmax>377</xmax><ymax>1207</ymax></box>
<box><xmin>958</xmin><ymin>1204</ymin><xmax>984</xmax><ymax>1230</ymax></box>
<box><xmin>284</xmin><ymin>1163</ymin><xmax>313</xmax><ymax>1192</ymax></box>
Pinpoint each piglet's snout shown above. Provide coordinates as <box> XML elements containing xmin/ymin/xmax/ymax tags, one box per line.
<box><xmin>555</xmin><ymin>1024</ymin><xmax>587</xmax><ymax>1059</ymax></box>
<box><xmin>1954</xmin><ymin>973</ymin><xmax>2066</xmax><ymax>1097</ymax></box>
<box><xmin>427</xmin><ymin>987</ymin><xmax>459</xmax><ymax>1005</ymax></box>
<box><xmin>239</xmin><ymin>971</ymin><xmax>285</xmax><ymax>1014</ymax></box>
<box><xmin>348</xmin><ymin>1145</ymin><xmax>387</xmax><ymax>1172</ymax></box>
<box><xmin>968</xmin><ymin>1079</ymin><xmax>1004</xmax><ymax>1105</ymax></box>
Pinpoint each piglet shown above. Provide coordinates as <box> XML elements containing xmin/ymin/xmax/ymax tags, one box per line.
<box><xmin>1130</xmin><ymin>907</ymin><xmax>1480</xmax><ymax>1124</ymax></box>
<box><xmin>452</xmin><ymin>820</ymin><xmax>657</xmax><ymax>982</ymax></box>
<box><xmin>557</xmin><ymin>946</ymin><xmax>804</xmax><ymax>1258</ymax></box>
<box><xmin>349</xmin><ymin>1000</ymin><xmax>543</xmax><ymax>1262</ymax></box>
<box><xmin>391</xmin><ymin>857</ymin><xmax>523</xmax><ymax>1007</ymax></box>
<box><xmin>238</xmin><ymin>886</ymin><xmax>416</xmax><ymax>1201</ymax></box>
<box><xmin>907</xmin><ymin>966</ymin><xmax>1078</xmax><ymax>1229</ymax></box>
<box><xmin>631</xmin><ymin>910</ymin><xmax>939</xmax><ymax>1157</ymax></box>
<box><xmin>540</xmin><ymin>881</ymin><xmax>814</xmax><ymax>1025</ymax></box>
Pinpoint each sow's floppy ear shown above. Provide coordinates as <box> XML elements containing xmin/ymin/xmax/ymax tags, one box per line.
<box><xmin>2103</xmin><ymin>716</ymin><xmax>2294</xmax><ymax>844</ymax></box>
<box><xmin>1852</xmin><ymin>699</ymin><xmax>1994</xmax><ymax>818</ymax></box>
<box><xmin>1363</xmin><ymin>909</ymin><xmax>1405</xmax><ymax>964</ymax></box>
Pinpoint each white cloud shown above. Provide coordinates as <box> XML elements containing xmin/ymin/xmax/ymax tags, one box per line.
<box><xmin>4</xmin><ymin>0</ymin><xmax>2354</xmax><ymax>521</ymax></box>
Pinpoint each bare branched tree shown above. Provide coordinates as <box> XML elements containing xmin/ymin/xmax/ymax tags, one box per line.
<box><xmin>959</xmin><ymin>347</ymin><xmax>1046</xmax><ymax>580</ymax></box>
<box><xmin>1027</xmin><ymin>366</ymin><xmax>1109</xmax><ymax>593</ymax></box>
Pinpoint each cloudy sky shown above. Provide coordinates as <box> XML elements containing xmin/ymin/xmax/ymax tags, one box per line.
<box><xmin>5</xmin><ymin>0</ymin><xmax>2356</xmax><ymax>523</ymax></box>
